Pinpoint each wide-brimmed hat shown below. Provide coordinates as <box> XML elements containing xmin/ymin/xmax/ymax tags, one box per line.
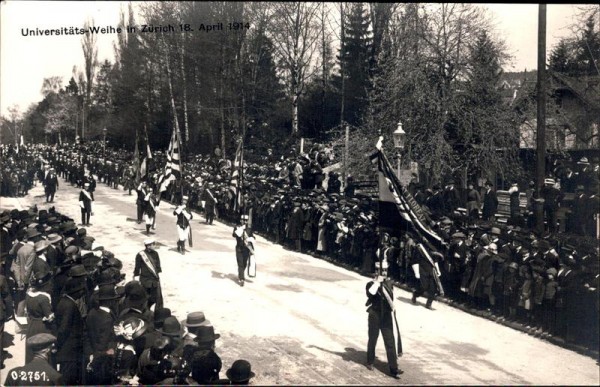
<box><xmin>226</xmin><ymin>359</ymin><xmax>256</xmax><ymax>383</ymax></box>
<box><xmin>31</xmin><ymin>268</ymin><xmax>52</xmax><ymax>288</ymax></box>
<box><xmin>34</xmin><ymin>240</ymin><xmax>49</xmax><ymax>253</ymax></box>
<box><xmin>47</xmin><ymin>233</ymin><xmax>62</xmax><ymax>244</ymax></box>
<box><xmin>124</xmin><ymin>281</ymin><xmax>148</xmax><ymax>302</ymax></box>
<box><xmin>157</xmin><ymin>316</ymin><xmax>185</xmax><ymax>337</ymax></box>
<box><xmin>64</xmin><ymin>245</ymin><xmax>79</xmax><ymax>256</ymax></box>
<box><xmin>68</xmin><ymin>264</ymin><xmax>88</xmax><ymax>278</ymax></box>
<box><xmin>182</xmin><ymin>311</ymin><xmax>211</xmax><ymax>328</ymax></box>
<box><xmin>194</xmin><ymin>325</ymin><xmax>221</xmax><ymax>344</ymax></box>
<box><xmin>577</xmin><ymin>157</ymin><xmax>589</xmax><ymax>165</ymax></box>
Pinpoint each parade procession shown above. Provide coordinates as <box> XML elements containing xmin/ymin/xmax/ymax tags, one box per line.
<box><xmin>1</xmin><ymin>2</ymin><xmax>599</xmax><ymax>386</ymax></box>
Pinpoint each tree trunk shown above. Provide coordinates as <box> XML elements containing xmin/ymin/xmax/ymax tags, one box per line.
<box><xmin>220</xmin><ymin>44</ymin><xmax>227</xmax><ymax>159</ymax></box>
<box><xmin>164</xmin><ymin>39</ymin><xmax>182</xmax><ymax>147</ymax></box>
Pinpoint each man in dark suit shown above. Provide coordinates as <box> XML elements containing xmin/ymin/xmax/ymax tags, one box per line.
<box><xmin>365</xmin><ymin>259</ymin><xmax>402</xmax><ymax>379</ymax></box>
<box><xmin>79</xmin><ymin>183</ymin><xmax>93</xmax><ymax>226</ymax></box>
<box><xmin>44</xmin><ymin>168</ymin><xmax>59</xmax><ymax>203</ymax></box>
<box><xmin>133</xmin><ymin>239</ymin><xmax>162</xmax><ymax>309</ymax></box>
<box><xmin>87</xmin><ymin>285</ymin><xmax>120</xmax><ymax>385</ymax></box>
<box><xmin>4</xmin><ymin>333</ymin><xmax>63</xmax><ymax>386</ymax></box>
<box><xmin>136</xmin><ymin>181</ymin><xmax>148</xmax><ymax>224</ymax></box>
<box><xmin>55</xmin><ymin>278</ymin><xmax>86</xmax><ymax>385</ymax></box>
<box><xmin>482</xmin><ymin>181</ymin><xmax>499</xmax><ymax>221</ymax></box>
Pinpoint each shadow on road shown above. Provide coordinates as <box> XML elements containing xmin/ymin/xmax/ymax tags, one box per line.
<box><xmin>308</xmin><ymin>345</ymin><xmax>391</xmax><ymax>374</ymax></box>
<box><xmin>211</xmin><ymin>270</ymin><xmax>240</xmax><ymax>285</ymax></box>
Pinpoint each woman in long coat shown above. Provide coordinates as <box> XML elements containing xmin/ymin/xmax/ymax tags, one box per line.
<box><xmin>25</xmin><ymin>271</ymin><xmax>55</xmax><ymax>363</ymax></box>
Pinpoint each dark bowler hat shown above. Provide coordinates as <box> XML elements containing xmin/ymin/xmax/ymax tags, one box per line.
<box><xmin>68</xmin><ymin>264</ymin><xmax>88</xmax><ymax>278</ymax></box>
<box><xmin>63</xmin><ymin>278</ymin><xmax>85</xmax><ymax>295</ymax></box>
<box><xmin>182</xmin><ymin>311</ymin><xmax>211</xmax><ymax>328</ymax></box>
<box><xmin>194</xmin><ymin>325</ymin><xmax>221</xmax><ymax>344</ymax></box>
<box><xmin>157</xmin><ymin>316</ymin><xmax>184</xmax><ymax>337</ymax></box>
<box><xmin>27</xmin><ymin>333</ymin><xmax>57</xmax><ymax>352</ymax></box>
<box><xmin>125</xmin><ymin>281</ymin><xmax>148</xmax><ymax>302</ymax></box>
<box><xmin>226</xmin><ymin>359</ymin><xmax>256</xmax><ymax>383</ymax></box>
<box><xmin>154</xmin><ymin>307</ymin><xmax>172</xmax><ymax>326</ymax></box>
<box><xmin>97</xmin><ymin>285</ymin><xmax>122</xmax><ymax>301</ymax></box>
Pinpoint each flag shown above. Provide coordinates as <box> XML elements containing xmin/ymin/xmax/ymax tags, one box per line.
<box><xmin>229</xmin><ymin>140</ymin><xmax>244</xmax><ymax>213</ymax></box>
<box><xmin>159</xmin><ymin>128</ymin><xmax>181</xmax><ymax>192</ymax></box>
<box><xmin>133</xmin><ymin>129</ymin><xmax>141</xmax><ymax>185</ymax></box>
<box><xmin>140</xmin><ymin>126</ymin><xmax>154</xmax><ymax>179</ymax></box>
<box><xmin>370</xmin><ymin>142</ymin><xmax>445</xmax><ymax>251</ymax></box>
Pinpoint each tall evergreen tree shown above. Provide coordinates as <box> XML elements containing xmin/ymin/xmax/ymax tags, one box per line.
<box><xmin>337</xmin><ymin>2</ymin><xmax>372</xmax><ymax>126</ymax></box>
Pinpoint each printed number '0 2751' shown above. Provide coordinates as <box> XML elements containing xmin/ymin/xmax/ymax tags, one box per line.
<box><xmin>229</xmin><ymin>23</ymin><xmax>250</xmax><ymax>30</ymax></box>
<box><xmin>11</xmin><ymin>370</ymin><xmax>49</xmax><ymax>382</ymax></box>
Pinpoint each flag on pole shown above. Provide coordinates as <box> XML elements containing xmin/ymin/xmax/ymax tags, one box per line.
<box><xmin>159</xmin><ymin>128</ymin><xmax>181</xmax><ymax>192</ymax></box>
<box><xmin>370</xmin><ymin>137</ymin><xmax>445</xmax><ymax>251</ymax></box>
<box><xmin>133</xmin><ymin>129</ymin><xmax>141</xmax><ymax>185</ymax></box>
<box><xmin>229</xmin><ymin>140</ymin><xmax>244</xmax><ymax>213</ymax></box>
<box><xmin>140</xmin><ymin>126</ymin><xmax>154</xmax><ymax>180</ymax></box>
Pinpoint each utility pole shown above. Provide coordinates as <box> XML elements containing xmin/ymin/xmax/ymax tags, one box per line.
<box><xmin>535</xmin><ymin>4</ymin><xmax>547</xmax><ymax>234</ymax></box>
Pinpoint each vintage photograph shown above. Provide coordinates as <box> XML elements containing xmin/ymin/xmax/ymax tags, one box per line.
<box><xmin>0</xmin><ymin>1</ymin><xmax>598</xmax><ymax>385</ymax></box>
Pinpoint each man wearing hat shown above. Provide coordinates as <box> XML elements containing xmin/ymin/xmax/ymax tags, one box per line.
<box><xmin>134</xmin><ymin>239</ymin><xmax>163</xmax><ymax>309</ymax></box>
<box><xmin>79</xmin><ymin>182</ymin><xmax>93</xmax><ymax>226</ymax></box>
<box><xmin>232</xmin><ymin>215</ymin><xmax>253</xmax><ymax>287</ymax></box>
<box><xmin>541</xmin><ymin>177</ymin><xmax>563</xmax><ymax>233</ymax></box>
<box><xmin>482</xmin><ymin>181</ymin><xmax>498</xmax><ymax>221</ymax></box>
<box><xmin>55</xmin><ymin>278</ymin><xmax>87</xmax><ymax>384</ymax></box>
<box><xmin>4</xmin><ymin>333</ymin><xmax>63</xmax><ymax>386</ymax></box>
<box><xmin>173</xmin><ymin>196</ymin><xmax>193</xmax><ymax>254</ymax></box>
<box><xmin>25</xmin><ymin>264</ymin><xmax>54</xmax><ymax>364</ymax></box>
<box><xmin>202</xmin><ymin>183</ymin><xmax>218</xmax><ymax>225</ymax></box>
<box><xmin>181</xmin><ymin>311</ymin><xmax>212</xmax><ymax>350</ymax></box>
<box><xmin>365</xmin><ymin>259</ymin><xmax>403</xmax><ymax>379</ymax></box>
<box><xmin>226</xmin><ymin>359</ymin><xmax>256</xmax><ymax>385</ymax></box>
<box><xmin>44</xmin><ymin>167</ymin><xmax>59</xmax><ymax>203</ymax></box>
<box><xmin>9</xmin><ymin>228</ymin><xmax>37</xmax><ymax>317</ymax></box>
<box><xmin>142</xmin><ymin>191</ymin><xmax>159</xmax><ymax>235</ymax></box>
<box><xmin>86</xmin><ymin>285</ymin><xmax>121</xmax><ymax>384</ymax></box>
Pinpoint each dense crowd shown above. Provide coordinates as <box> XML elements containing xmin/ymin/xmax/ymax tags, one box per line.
<box><xmin>1</xmin><ymin>141</ymin><xmax>599</xmax><ymax>364</ymax></box>
<box><xmin>0</xmin><ymin>203</ymin><xmax>256</xmax><ymax>385</ymax></box>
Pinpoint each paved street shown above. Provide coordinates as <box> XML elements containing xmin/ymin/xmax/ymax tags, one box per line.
<box><xmin>1</xmin><ymin>178</ymin><xmax>599</xmax><ymax>385</ymax></box>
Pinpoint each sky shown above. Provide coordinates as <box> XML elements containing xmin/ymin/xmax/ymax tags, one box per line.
<box><xmin>0</xmin><ymin>1</ymin><xmax>585</xmax><ymax>117</ymax></box>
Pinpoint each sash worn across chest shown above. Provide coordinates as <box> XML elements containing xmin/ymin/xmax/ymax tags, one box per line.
<box><xmin>139</xmin><ymin>251</ymin><xmax>159</xmax><ymax>278</ymax></box>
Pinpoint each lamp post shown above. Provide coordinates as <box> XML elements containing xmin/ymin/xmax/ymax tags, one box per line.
<box><xmin>393</xmin><ymin>122</ymin><xmax>406</xmax><ymax>178</ymax></box>
<box><xmin>102</xmin><ymin>128</ymin><xmax>107</xmax><ymax>157</ymax></box>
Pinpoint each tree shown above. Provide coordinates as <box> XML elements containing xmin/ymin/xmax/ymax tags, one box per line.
<box><xmin>270</xmin><ymin>2</ymin><xmax>321</xmax><ymax>134</ymax></box>
<box><xmin>337</xmin><ymin>2</ymin><xmax>373</xmax><ymax>126</ymax></box>
<box><xmin>82</xmin><ymin>19</ymin><xmax>98</xmax><ymax>140</ymax></box>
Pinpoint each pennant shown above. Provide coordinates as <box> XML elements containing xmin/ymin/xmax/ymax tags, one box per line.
<box><xmin>371</xmin><ymin>142</ymin><xmax>445</xmax><ymax>251</ymax></box>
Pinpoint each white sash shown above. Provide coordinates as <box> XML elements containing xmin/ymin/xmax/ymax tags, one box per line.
<box><xmin>82</xmin><ymin>190</ymin><xmax>92</xmax><ymax>201</ymax></box>
<box><xmin>139</xmin><ymin>250</ymin><xmax>159</xmax><ymax>278</ymax></box>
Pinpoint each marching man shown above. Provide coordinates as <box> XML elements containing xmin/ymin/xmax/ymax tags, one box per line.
<box><xmin>143</xmin><ymin>191</ymin><xmax>158</xmax><ymax>235</ymax></box>
<box><xmin>232</xmin><ymin>214</ymin><xmax>255</xmax><ymax>287</ymax></box>
<box><xmin>365</xmin><ymin>258</ymin><xmax>403</xmax><ymax>379</ymax></box>
<box><xmin>173</xmin><ymin>196</ymin><xmax>193</xmax><ymax>255</ymax></box>
<box><xmin>79</xmin><ymin>182</ymin><xmax>93</xmax><ymax>226</ymax></box>
<box><xmin>134</xmin><ymin>239</ymin><xmax>163</xmax><ymax>310</ymax></box>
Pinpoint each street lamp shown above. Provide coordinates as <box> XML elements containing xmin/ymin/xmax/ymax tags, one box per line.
<box><xmin>103</xmin><ymin>128</ymin><xmax>107</xmax><ymax>157</ymax></box>
<box><xmin>393</xmin><ymin>121</ymin><xmax>406</xmax><ymax>178</ymax></box>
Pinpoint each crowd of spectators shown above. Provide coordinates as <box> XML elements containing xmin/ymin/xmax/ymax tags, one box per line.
<box><xmin>2</xmin><ymin>141</ymin><xmax>599</xmax><ymax>354</ymax></box>
<box><xmin>1</xmin><ymin>200</ymin><xmax>255</xmax><ymax>384</ymax></box>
